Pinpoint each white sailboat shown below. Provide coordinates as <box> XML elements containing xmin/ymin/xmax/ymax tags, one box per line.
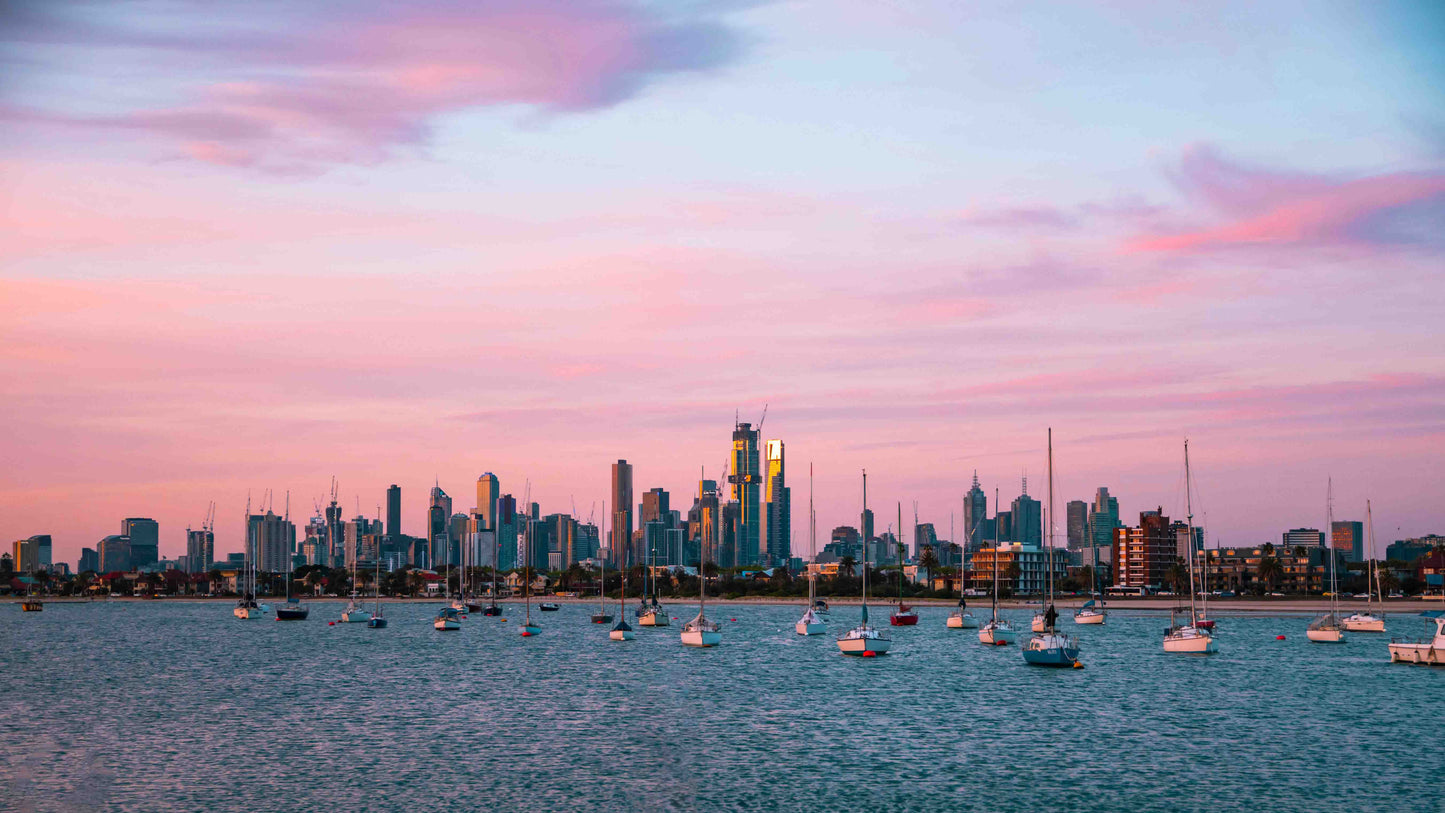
<box><xmin>1306</xmin><ymin>478</ymin><xmax>1345</xmax><ymax>644</ymax></box>
<box><xmin>979</xmin><ymin>486</ymin><xmax>1018</xmax><ymax>646</ymax></box>
<box><xmin>945</xmin><ymin>586</ymin><xmax>978</xmax><ymax>629</ymax></box>
<box><xmin>838</xmin><ymin>470</ymin><xmax>891</xmax><ymax>656</ymax></box>
<box><xmin>340</xmin><ymin>511</ymin><xmax>372</xmax><ymax>623</ymax></box>
<box><xmin>1163</xmin><ymin>440</ymin><xmax>1217</xmax><ymax>654</ymax></box>
<box><xmin>797</xmin><ymin>463</ymin><xmax>827</xmax><ymax>636</ymax></box>
<box><xmin>1022</xmin><ymin>429</ymin><xmax>1081</xmax><ymax>668</ymax></box>
<box><xmin>1073</xmin><ymin>511</ymin><xmax>1106</xmax><ymax>625</ymax></box>
<box><xmin>234</xmin><ymin>494</ymin><xmax>268</xmax><ymax>619</ymax></box>
<box><xmin>366</xmin><ymin>551</ymin><xmax>387</xmax><ymax>628</ymax></box>
<box><xmin>610</xmin><ymin>545</ymin><xmax>635</xmax><ymax>641</ymax></box>
<box><xmin>682</xmin><ymin>469</ymin><xmax>722</xmax><ymax>649</ymax></box>
<box><xmin>592</xmin><ymin>499</ymin><xmax>614</xmax><ymax>625</ymax></box>
<box><xmin>519</xmin><ymin>487</ymin><xmax>541</xmax><ymax>637</ymax></box>
<box><xmin>1342</xmin><ymin>499</ymin><xmax>1386</xmax><ymax>632</ymax></box>
<box><xmin>637</xmin><ymin>535</ymin><xmax>669</xmax><ymax>627</ymax></box>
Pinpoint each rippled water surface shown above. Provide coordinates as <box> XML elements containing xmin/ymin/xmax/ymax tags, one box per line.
<box><xmin>2</xmin><ymin>601</ymin><xmax>1440</xmax><ymax>812</ymax></box>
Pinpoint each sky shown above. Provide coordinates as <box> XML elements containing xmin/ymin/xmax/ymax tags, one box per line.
<box><xmin>2</xmin><ymin>0</ymin><xmax>1442</xmax><ymax>566</ymax></box>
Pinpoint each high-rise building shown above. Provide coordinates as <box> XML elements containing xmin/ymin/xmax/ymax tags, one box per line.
<box><xmin>122</xmin><ymin>518</ymin><xmax>159</xmax><ymax>568</ymax></box>
<box><xmin>611</xmin><ymin>460</ymin><xmax>633</xmax><ymax>566</ymax></box>
<box><xmin>641</xmin><ymin>487</ymin><xmax>671</xmax><ymax>528</ymax></box>
<box><xmin>12</xmin><ymin>537</ymin><xmax>40</xmax><ymax>573</ymax></box>
<box><xmin>719</xmin><ymin>501</ymin><xmax>741</xmax><ymax>569</ymax></box>
<box><xmin>325</xmin><ymin>494</ymin><xmax>345</xmax><ymax>568</ymax></box>
<box><xmin>249</xmin><ymin>511</ymin><xmax>297</xmax><ymax>573</ymax></box>
<box><xmin>185</xmin><ymin>527</ymin><xmax>214</xmax><ymax>573</ymax></box>
<box><xmin>1282</xmin><ymin>528</ymin><xmax>1325</xmax><ymax>549</ymax></box>
<box><xmin>764</xmin><ymin>439</ymin><xmax>790</xmax><ymax>566</ymax></box>
<box><xmin>22</xmin><ymin>535</ymin><xmax>53</xmax><ymax>571</ymax></box>
<box><xmin>692</xmin><ymin>479</ymin><xmax>720</xmax><ymax>569</ymax></box>
<box><xmin>995</xmin><ymin>511</ymin><xmax>1012</xmax><ymax>544</ymax></box>
<box><xmin>1330</xmin><ymin>521</ymin><xmax>1364</xmax><ymax>562</ymax></box>
<box><xmin>428</xmin><ymin>484</ymin><xmax>452</xmax><ymax>572</ymax></box>
<box><xmin>914</xmin><ymin>523</ymin><xmax>937</xmax><ymax>559</ymax></box>
<box><xmin>1010</xmin><ymin>481</ymin><xmax>1041</xmax><ymax>547</ymax></box>
<box><xmin>963</xmin><ymin>473</ymin><xmax>987</xmax><ymax>552</ymax></box>
<box><xmin>386</xmin><ymin>484</ymin><xmax>401</xmax><ymax>540</ymax></box>
<box><xmin>1066</xmin><ymin>500</ymin><xmax>1088</xmax><ymax>551</ymax></box>
<box><xmin>99</xmin><ymin>535</ymin><xmax>131</xmax><ymax>572</ymax></box>
<box><xmin>497</xmin><ymin>494</ymin><xmax>518</xmax><ymax>571</ymax></box>
<box><xmin>1089</xmin><ymin>487</ymin><xmax>1120</xmax><ymax>554</ymax></box>
<box><xmin>79</xmin><ymin>547</ymin><xmax>99</xmax><ymax>573</ymax></box>
<box><xmin>860</xmin><ymin>507</ymin><xmax>875</xmax><ymax>559</ymax></box>
<box><xmin>476</xmin><ymin>473</ymin><xmax>500</xmax><ymax>531</ymax></box>
<box><xmin>730</xmin><ymin>422</ymin><xmax>761</xmax><ymax>566</ymax></box>
<box><xmin>1113</xmin><ymin>508</ymin><xmax>1176</xmax><ymax>589</ymax></box>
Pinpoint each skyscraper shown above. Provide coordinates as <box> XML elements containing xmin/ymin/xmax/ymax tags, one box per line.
<box><xmin>1282</xmin><ymin>528</ymin><xmax>1325</xmax><ymax>548</ymax></box>
<box><xmin>641</xmin><ymin>487</ymin><xmax>671</xmax><ymax>528</ymax></box>
<box><xmin>79</xmin><ymin>547</ymin><xmax>99</xmax><ymax>573</ymax></box>
<box><xmin>476</xmin><ymin>473</ymin><xmax>500</xmax><ymax>531</ymax></box>
<box><xmin>730</xmin><ymin>422</ymin><xmax>761</xmax><ymax>566</ymax></box>
<box><xmin>185</xmin><ymin>527</ymin><xmax>214</xmax><ymax>573</ymax></box>
<box><xmin>250</xmin><ymin>510</ymin><xmax>296</xmax><ymax>573</ymax></box>
<box><xmin>1089</xmin><ymin>487</ymin><xmax>1120</xmax><ymax>554</ymax></box>
<box><xmin>1331</xmin><ymin>520</ymin><xmax>1365</xmax><ymax>562</ymax></box>
<box><xmin>428</xmin><ymin>484</ymin><xmax>452</xmax><ymax>572</ymax></box>
<box><xmin>764</xmin><ymin>439</ymin><xmax>790</xmax><ymax>566</ymax></box>
<box><xmin>1010</xmin><ymin>480</ymin><xmax>1041</xmax><ymax>547</ymax></box>
<box><xmin>963</xmin><ymin>472</ymin><xmax>987</xmax><ymax>552</ymax></box>
<box><xmin>693</xmin><ymin>479</ymin><xmax>719</xmax><ymax>569</ymax></box>
<box><xmin>325</xmin><ymin>493</ymin><xmax>345</xmax><ymax>568</ymax></box>
<box><xmin>122</xmin><ymin>518</ymin><xmax>159</xmax><ymax>568</ymax></box>
<box><xmin>1066</xmin><ymin>500</ymin><xmax>1088</xmax><ymax>551</ymax></box>
<box><xmin>386</xmin><ymin>484</ymin><xmax>401</xmax><ymax>540</ymax></box>
<box><xmin>611</xmin><ymin>460</ymin><xmax>633</xmax><ymax>565</ymax></box>
<box><xmin>99</xmin><ymin>535</ymin><xmax>131</xmax><ymax>572</ymax></box>
<box><xmin>497</xmin><ymin>494</ymin><xmax>517</xmax><ymax>571</ymax></box>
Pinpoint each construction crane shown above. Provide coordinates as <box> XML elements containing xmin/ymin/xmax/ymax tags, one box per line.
<box><xmin>756</xmin><ymin>402</ymin><xmax>768</xmax><ymax>436</ymax></box>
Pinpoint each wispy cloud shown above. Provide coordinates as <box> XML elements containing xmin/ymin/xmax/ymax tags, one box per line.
<box><xmin>1</xmin><ymin>0</ymin><xmax>744</xmax><ymax>172</ymax></box>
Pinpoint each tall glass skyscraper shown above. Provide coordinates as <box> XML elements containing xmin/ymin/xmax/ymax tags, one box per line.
<box><xmin>730</xmin><ymin>422</ymin><xmax>760</xmax><ymax>566</ymax></box>
<box><xmin>764</xmin><ymin>439</ymin><xmax>790</xmax><ymax>566</ymax></box>
<box><xmin>611</xmin><ymin>460</ymin><xmax>633</xmax><ymax>566</ymax></box>
<box><xmin>121</xmin><ymin>518</ymin><xmax>159</xmax><ymax>568</ymax></box>
<box><xmin>963</xmin><ymin>472</ymin><xmax>987</xmax><ymax>552</ymax></box>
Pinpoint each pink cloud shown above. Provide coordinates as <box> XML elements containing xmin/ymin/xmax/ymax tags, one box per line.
<box><xmin>1127</xmin><ymin>145</ymin><xmax>1445</xmax><ymax>253</ymax></box>
<box><xmin>3</xmin><ymin>1</ymin><xmax>741</xmax><ymax>172</ymax></box>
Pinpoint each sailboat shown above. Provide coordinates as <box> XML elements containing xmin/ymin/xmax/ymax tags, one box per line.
<box><xmin>797</xmin><ymin>463</ymin><xmax>827</xmax><ymax>636</ymax></box>
<box><xmin>1022</xmin><ymin>429</ymin><xmax>1082</xmax><ymax>667</ymax></box>
<box><xmin>518</xmin><ymin>505</ymin><xmax>541</xmax><ymax>637</ymax></box>
<box><xmin>946</xmin><ymin>534</ymin><xmax>978</xmax><ymax>631</ymax></box>
<box><xmin>838</xmin><ymin>471</ymin><xmax>891</xmax><ymax>656</ymax></box>
<box><xmin>1342</xmin><ymin>500</ymin><xmax>1386</xmax><ymax>632</ymax></box>
<box><xmin>276</xmin><ymin>562</ymin><xmax>309</xmax><ymax>621</ymax></box>
<box><xmin>482</xmin><ymin>528</ymin><xmax>503</xmax><ymax>616</ymax></box>
<box><xmin>638</xmin><ymin>536</ymin><xmax>669</xmax><ymax>627</ymax></box>
<box><xmin>340</xmin><ymin>545</ymin><xmax>372</xmax><ymax>624</ymax></box>
<box><xmin>889</xmin><ymin>503</ymin><xmax>919</xmax><ymax>626</ymax></box>
<box><xmin>20</xmin><ymin>560</ymin><xmax>42</xmax><ymax>612</ymax></box>
<box><xmin>979</xmin><ymin>486</ymin><xmax>1018</xmax><ymax>645</ymax></box>
<box><xmin>366</xmin><ymin>552</ymin><xmax>387</xmax><ymax>628</ymax></box>
<box><xmin>1306</xmin><ymin>478</ymin><xmax>1346</xmax><ymax>643</ymax></box>
<box><xmin>610</xmin><ymin>547</ymin><xmax>635</xmax><ymax>641</ymax></box>
<box><xmin>234</xmin><ymin>494</ymin><xmax>266</xmax><ymax>619</ymax></box>
<box><xmin>1163</xmin><ymin>440</ymin><xmax>1216</xmax><ymax>654</ymax></box>
<box><xmin>1073</xmin><ymin>512</ymin><xmax>1106</xmax><ymax>625</ymax></box>
<box><xmin>592</xmin><ymin>501</ymin><xmax>614</xmax><ymax>624</ymax></box>
<box><xmin>681</xmin><ymin>478</ymin><xmax>722</xmax><ymax>648</ymax></box>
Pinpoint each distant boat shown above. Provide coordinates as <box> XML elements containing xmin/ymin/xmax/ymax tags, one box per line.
<box><xmin>340</xmin><ymin>533</ymin><xmax>372</xmax><ymax>623</ymax></box>
<box><xmin>797</xmin><ymin>464</ymin><xmax>827</xmax><ymax>636</ymax></box>
<box><xmin>433</xmin><ymin>606</ymin><xmax>461</xmax><ymax>631</ymax></box>
<box><xmin>946</xmin><ymin>596</ymin><xmax>978</xmax><ymax>630</ymax></box>
<box><xmin>610</xmin><ymin>546</ymin><xmax>635</xmax><ymax>641</ymax></box>
<box><xmin>366</xmin><ymin>554</ymin><xmax>386</xmax><ymax>628</ymax></box>
<box><xmin>519</xmin><ymin>488</ymin><xmax>541</xmax><ymax>637</ymax></box>
<box><xmin>1073</xmin><ymin>510</ymin><xmax>1106</xmax><ymax>626</ymax></box>
<box><xmin>234</xmin><ymin>494</ymin><xmax>270</xmax><ymax>619</ymax></box>
<box><xmin>1021</xmin><ymin>429</ymin><xmax>1081</xmax><ymax>668</ymax></box>
<box><xmin>1163</xmin><ymin>440</ymin><xmax>1216</xmax><ymax>654</ymax></box>
<box><xmin>1342</xmin><ymin>500</ymin><xmax>1386</xmax><ymax>633</ymax></box>
<box><xmin>593</xmin><ymin>508</ymin><xmax>614</xmax><ymax>624</ymax></box>
<box><xmin>838</xmin><ymin>470</ymin><xmax>891</xmax><ymax>656</ymax></box>
<box><xmin>1388</xmin><ymin>611</ymin><xmax>1445</xmax><ymax>665</ymax></box>
<box><xmin>889</xmin><ymin>502</ymin><xmax>919</xmax><ymax>627</ymax></box>
<box><xmin>1306</xmin><ymin>478</ymin><xmax>1346</xmax><ymax>644</ymax></box>
<box><xmin>539</xmin><ymin>602</ymin><xmax>560</xmax><ymax>612</ymax></box>
<box><xmin>637</xmin><ymin>540</ymin><xmax>669</xmax><ymax>627</ymax></box>
<box><xmin>978</xmin><ymin>486</ymin><xmax>1017</xmax><ymax>646</ymax></box>
<box><xmin>276</xmin><ymin>562</ymin><xmax>309</xmax><ymax>621</ymax></box>
<box><xmin>682</xmin><ymin>475</ymin><xmax>722</xmax><ymax>649</ymax></box>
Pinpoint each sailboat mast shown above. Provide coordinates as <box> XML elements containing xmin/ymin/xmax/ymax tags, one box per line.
<box><xmin>1184</xmin><ymin>440</ymin><xmax>1198</xmax><ymax>624</ymax></box>
<box><xmin>862</xmin><ymin>470</ymin><xmax>869</xmax><ymax>622</ymax></box>
<box><xmin>991</xmin><ymin>486</ymin><xmax>998</xmax><ymax>622</ymax></box>
<box><xmin>1326</xmin><ymin>478</ymin><xmax>1338</xmax><ymax>616</ymax></box>
<box><xmin>1046</xmin><ymin>427</ymin><xmax>1054</xmax><ymax>631</ymax></box>
<box><xmin>809</xmin><ymin>463</ymin><xmax>816</xmax><ymax>606</ymax></box>
<box><xmin>1366</xmin><ymin>499</ymin><xmax>1378</xmax><ymax>612</ymax></box>
<box><xmin>897</xmin><ymin>501</ymin><xmax>903</xmax><ymax>603</ymax></box>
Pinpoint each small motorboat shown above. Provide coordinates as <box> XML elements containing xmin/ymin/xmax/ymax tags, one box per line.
<box><xmin>433</xmin><ymin>607</ymin><xmax>462</xmax><ymax>631</ymax></box>
<box><xmin>21</xmin><ymin>599</ymin><xmax>43</xmax><ymax>612</ymax></box>
<box><xmin>889</xmin><ymin>603</ymin><xmax>919</xmax><ymax>626</ymax></box>
<box><xmin>1388</xmin><ymin>611</ymin><xmax>1445</xmax><ymax>665</ymax></box>
<box><xmin>275</xmin><ymin>599</ymin><xmax>309</xmax><ymax>621</ymax></box>
<box><xmin>591</xmin><ymin>612</ymin><xmax>614</xmax><ymax>624</ymax></box>
<box><xmin>539</xmin><ymin>602</ymin><xmax>560</xmax><ymax>612</ymax></box>
<box><xmin>482</xmin><ymin>603</ymin><xmax>503</xmax><ymax>616</ymax></box>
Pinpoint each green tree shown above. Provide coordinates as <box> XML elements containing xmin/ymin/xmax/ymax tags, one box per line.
<box><xmin>1256</xmin><ymin>547</ymin><xmax>1282</xmax><ymax>594</ymax></box>
<box><xmin>838</xmin><ymin>556</ymin><xmax>857</xmax><ymax>578</ymax></box>
<box><xmin>918</xmin><ymin>546</ymin><xmax>939</xmax><ymax>589</ymax></box>
<box><xmin>1165</xmin><ymin>562</ymin><xmax>1190</xmax><ymax>594</ymax></box>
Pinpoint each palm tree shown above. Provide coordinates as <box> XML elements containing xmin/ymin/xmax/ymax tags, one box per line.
<box><xmin>1165</xmin><ymin>562</ymin><xmax>1189</xmax><ymax>595</ymax></box>
<box><xmin>918</xmin><ymin>546</ymin><xmax>940</xmax><ymax>590</ymax></box>
<box><xmin>838</xmin><ymin>555</ymin><xmax>857</xmax><ymax>578</ymax></box>
<box><xmin>1003</xmin><ymin>561</ymin><xmax>1022</xmax><ymax>594</ymax></box>
<box><xmin>1256</xmin><ymin>549</ymin><xmax>1283</xmax><ymax>594</ymax></box>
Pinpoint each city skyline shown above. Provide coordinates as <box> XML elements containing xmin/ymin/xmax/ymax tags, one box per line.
<box><xmin>2</xmin><ymin>2</ymin><xmax>1442</xmax><ymax>561</ymax></box>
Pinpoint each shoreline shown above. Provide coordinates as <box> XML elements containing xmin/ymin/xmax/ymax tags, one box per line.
<box><xmin>9</xmin><ymin>595</ymin><xmax>1441</xmax><ymax>613</ymax></box>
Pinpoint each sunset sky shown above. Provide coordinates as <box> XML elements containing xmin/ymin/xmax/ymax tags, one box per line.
<box><xmin>3</xmin><ymin>1</ymin><xmax>1442</xmax><ymax>565</ymax></box>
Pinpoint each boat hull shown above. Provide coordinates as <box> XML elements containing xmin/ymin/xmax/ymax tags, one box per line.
<box><xmin>889</xmin><ymin>613</ymin><xmax>919</xmax><ymax>626</ymax></box>
<box><xmin>518</xmin><ymin>623</ymin><xmax>541</xmax><ymax>636</ymax></box>
<box><xmin>591</xmin><ymin>614</ymin><xmax>614</xmax><ymax>624</ymax></box>
<box><xmin>1389</xmin><ymin>642</ymin><xmax>1442</xmax><ymax>664</ymax></box>
<box><xmin>837</xmin><ymin>636</ymin><xmax>891</xmax><ymax>656</ymax></box>
<box><xmin>21</xmin><ymin>601</ymin><xmax>42</xmax><ymax>612</ymax></box>
<box><xmin>1342</xmin><ymin>614</ymin><xmax>1385</xmax><ymax>632</ymax></box>
<box><xmin>1023</xmin><ymin>634</ymin><xmax>1080</xmax><ymax>667</ymax></box>
<box><xmin>681</xmin><ymin>630</ymin><xmax>722</xmax><ymax>647</ymax></box>
<box><xmin>979</xmin><ymin>623</ymin><xmax>1017</xmax><ymax>645</ymax></box>
<box><xmin>609</xmin><ymin>628</ymin><xmax>635</xmax><ymax>641</ymax></box>
<box><xmin>1306</xmin><ymin>628</ymin><xmax>1345</xmax><ymax>643</ymax></box>
<box><xmin>1073</xmin><ymin>610</ymin><xmax>1106</xmax><ymax>625</ymax></box>
<box><xmin>366</xmin><ymin>617</ymin><xmax>387</xmax><ymax>628</ymax></box>
<box><xmin>796</xmin><ymin>620</ymin><xmax>827</xmax><ymax>635</ymax></box>
<box><xmin>946</xmin><ymin>613</ymin><xmax>979</xmax><ymax>629</ymax></box>
<box><xmin>638</xmin><ymin>611</ymin><xmax>669</xmax><ymax>627</ymax></box>
<box><xmin>275</xmin><ymin>608</ymin><xmax>309</xmax><ymax>621</ymax></box>
<box><xmin>341</xmin><ymin>610</ymin><xmax>372</xmax><ymax>623</ymax></box>
<box><xmin>481</xmin><ymin>606</ymin><xmax>503</xmax><ymax>616</ymax></box>
<box><xmin>434</xmin><ymin>618</ymin><xmax>460</xmax><ymax>631</ymax></box>
<box><xmin>233</xmin><ymin>606</ymin><xmax>259</xmax><ymax>619</ymax></box>
<box><xmin>1163</xmin><ymin>631</ymin><xmax>1217</xmax><ymax>653</ymax></box>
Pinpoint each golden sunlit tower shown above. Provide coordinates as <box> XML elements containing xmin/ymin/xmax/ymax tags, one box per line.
<box><xmin>730</xmin><ymin>422</ymin><xmax>761</xmax><ymax>567</ymax></box>
<box><xmin>765</xmin><ymin>440</ymin><xmax>790</xmax><ymax>567</ymax></box>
